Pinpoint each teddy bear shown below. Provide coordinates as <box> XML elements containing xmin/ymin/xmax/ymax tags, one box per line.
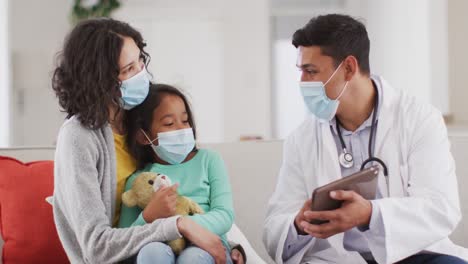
<box><xmin>122</xmin><ymin>172</ymin><xmax>204</xmax><ymax>255</ymax></box>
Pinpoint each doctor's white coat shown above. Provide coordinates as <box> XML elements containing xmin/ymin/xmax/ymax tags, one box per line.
<box><xmin>263</xmin><ymin>76</ymin><xmax>468</xmax><ymax>264</ymax></box>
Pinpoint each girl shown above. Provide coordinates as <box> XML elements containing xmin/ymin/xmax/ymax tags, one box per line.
<box><xmin>119</xmin><ymin>83</ymin><xmax>235</xmax><ymax>264</ymax></box>
<box><xmin>51</xmin><ymin>18</ymin><xmax>227</xmax><ymax>264</ymax></box>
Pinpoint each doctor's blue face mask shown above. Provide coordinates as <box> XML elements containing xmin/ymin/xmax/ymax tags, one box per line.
<box><xmin>299</xmin><ymin>62</ymin><xmax>349</xmax><ymax>121</ymax></box>
<box><xmin>119</xmin><ymin>66</ymin><xmax>150</xmax><ymax>110</ymax></box>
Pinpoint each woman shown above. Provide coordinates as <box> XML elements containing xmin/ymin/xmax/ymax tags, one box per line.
<box><xmin>51</xmin><ymin>18</ymin><xmax>244</xmax><ymax>264</ymax></box>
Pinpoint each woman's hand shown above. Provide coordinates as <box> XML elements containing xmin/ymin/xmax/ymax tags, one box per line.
<box><xmin>177</xmin><ymin>217</ymin><xmax>226</xmax><ymax>264</ymax></box>
<box><xmin>142</xmin><ymin>184</ymin><xmax>178</xmax><ymax>222</ymax></box>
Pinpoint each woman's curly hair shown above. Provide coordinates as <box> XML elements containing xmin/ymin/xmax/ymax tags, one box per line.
<box><xmin>52</xmin><ymin>18</ymin><xmax>150</xmax><ymax>129</ymax></box>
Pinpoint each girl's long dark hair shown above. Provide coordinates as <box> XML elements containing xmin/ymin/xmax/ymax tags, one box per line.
<box><xmin>126</xmin><ymin>83</ymin><xmax>197</xmax><ymax>169</ymax></box>
<box><xmin>52</xmin><ymin>18</ymin><xmax>151</xmax><ymax>129</ymax></box>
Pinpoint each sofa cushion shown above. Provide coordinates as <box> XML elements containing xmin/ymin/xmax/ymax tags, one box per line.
<box><xmin>0</xmin><ymin>156</ymin><xmax>68</xmax><ymax>264</ymax></box>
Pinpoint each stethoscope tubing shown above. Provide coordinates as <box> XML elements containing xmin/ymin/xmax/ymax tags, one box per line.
<box><xmin>335</xmin><ymin>82</ymin><xmax>390</xmax><ymax>194</ymax></box>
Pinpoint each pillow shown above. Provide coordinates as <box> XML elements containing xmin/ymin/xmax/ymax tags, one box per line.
<box><xmin>0</xmin><ymin>156</ymin><xmax>68</xmax><ymax>263</ymax></box>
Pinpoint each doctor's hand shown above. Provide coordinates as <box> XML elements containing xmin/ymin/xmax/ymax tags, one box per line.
<box><xmin>299</xmin><ymin>190</ymin><xmax>372</xmax><ymax>239</ymax></box>
<box><xmin>294</xmin><ymin>199</ymin><xmax>313</xmax><ymax>235</ymax></box>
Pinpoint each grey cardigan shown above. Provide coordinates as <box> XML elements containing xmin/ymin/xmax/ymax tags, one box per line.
<box><xmin>52</xmin><ymin>116</ymin><xmax>181</xmax><ymax>264</ymax></box>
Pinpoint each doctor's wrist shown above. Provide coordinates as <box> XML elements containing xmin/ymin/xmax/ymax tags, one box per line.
<box><xmin>359</xmin><ymin>200</ymin><xmax>373</xmax><ymax>227</ymax></box>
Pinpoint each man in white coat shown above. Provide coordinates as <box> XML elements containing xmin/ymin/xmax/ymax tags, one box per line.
<box><xmin>263</xmin><ymin>14</ymin><xmax>468</xmax><ymax>264</ymax></box>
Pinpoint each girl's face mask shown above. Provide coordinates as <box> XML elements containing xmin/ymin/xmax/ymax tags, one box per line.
<box><xmin>141</xmin><ymin>128</ymin><xmax>195</xmax><ymax>165</ymax></box>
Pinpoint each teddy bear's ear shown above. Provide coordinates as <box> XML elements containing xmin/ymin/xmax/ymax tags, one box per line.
<box><xmin>122</xmin><ymin>190</ymin><xmax>138</xmax><ymax>207</ymax></box>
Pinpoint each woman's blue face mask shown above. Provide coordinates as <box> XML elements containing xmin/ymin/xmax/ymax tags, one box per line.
<box><xmin>119</xmin><ymin>66</ymin><xmax>150</xmax><ymax>110</ymax></box>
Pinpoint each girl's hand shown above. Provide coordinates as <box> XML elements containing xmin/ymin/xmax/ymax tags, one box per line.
<box><xmin>177</xmin><ymin>217</ymin><xmax>226</xmax><ymax>264</ymax></box>
<box><xmin>142</xmin><ymin>184</ymin><xmax>178</xmax><ymax>222</ymax></box>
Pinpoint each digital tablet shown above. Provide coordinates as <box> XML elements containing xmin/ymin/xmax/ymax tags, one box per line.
<box><xmin>310</xmin><ymin>165</ymin><xmax>380</xmax><ymax>225</ymax></box>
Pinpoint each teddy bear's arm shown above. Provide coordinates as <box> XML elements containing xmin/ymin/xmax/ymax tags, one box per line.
<box><xmin>122</xmin><ymin>190</ymin><xmax>138</xmax><ymax>207</ymax></box>
<box><xmin>188</xmin><ymin>199</ymin><xmax>204</xmax><ymax>215</ymax></box>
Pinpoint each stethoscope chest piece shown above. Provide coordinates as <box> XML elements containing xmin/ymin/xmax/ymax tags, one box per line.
<box><xmin>339</xmin><ymin>150</ymin><xmax>354</xmax><ymax>168</ymax></box>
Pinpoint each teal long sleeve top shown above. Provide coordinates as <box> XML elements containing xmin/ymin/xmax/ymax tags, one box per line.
<box><xmin>118</xmin><ymin>149</ymin><xmax>234</xmax><ymax>248</ymax></box>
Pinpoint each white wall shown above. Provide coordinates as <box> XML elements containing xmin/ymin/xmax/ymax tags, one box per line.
<box><xmin>346</xmin><ymin>0</ymin><xmax>449</xmax><ymax>114</ymax></box>
<box><xmin>0</xmin><ymin>0</ymin><xmax>10</xmax><ymax>146</ymax></box>
<box><xmin>429</xmin><ymin>0</ymin><xmax>450</xmax><ymax>115</ymax></box>
<box><xmin>114</xmin><ymin>0</ymin><xmax>271</xmax><ymax>143</ymax></box>
<box><xmin>115</xmin><ymin>0</ymin><xmax>272</xmax><ymax>143</ymax></box>
<box><xmin>448</xmin><ymin>0</ymin><xmax>468</xmax><ymax>125</ymax></box>
<box><xmin>6</xmin><ymin>0</ymin><xmax>464</xmax><ymax>146</ymax></box>
<box><xmin>221</xmin><ymin>0</ymin><xmax>272</xmax><ymax>142</ymax></box>
<box><xmin>7</xmin><ymin>0</ymin><xmax>271</xmax><ymax>146</ymax></box>
<box><xmin>117</xmin><ymin>16</ymin><xmax>225</xmax><ymax>143</ymax></box>
<box><xmin>272</xmin><ymin>39</ymin><xmax>304</xmax><ymax>139</ymax></box>
<box><xmin>270</xmin><ymin>3</ymin><xmax>346</xmax><ymax>139</ymax></box>
<box><xmin>271</xmin><ymin>0</ymin><xmax>452</xmax><ymax>139</ymax></box>
<box><xmin>9</xmin><ymin>0</ymin><xmax>71</xmax><ymax>146</ymax></box>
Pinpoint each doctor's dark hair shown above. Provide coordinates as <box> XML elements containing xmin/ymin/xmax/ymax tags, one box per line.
<box><xmin>52</xmin><ymin>18</ymin><xmax>151</xmax><ymax>129</ymax></box>
<box><xmin>292</xmin><ymin>14</ymin><xmax>370</xmax><ymax>75</ymax></box>
<box><xmin>126</xmin><ymin>83</ymin><xmax>198</xmax><ymax>169</ymax></box>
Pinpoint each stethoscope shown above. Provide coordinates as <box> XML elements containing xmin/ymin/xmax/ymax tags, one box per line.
<box><xmin>334</xmin><ymin>83</ymin><xmax>390</xmax><ymax>195</ymax></box>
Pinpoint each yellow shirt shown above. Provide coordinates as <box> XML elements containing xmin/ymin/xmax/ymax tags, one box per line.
<box><xmin>113</xmin><ymin>133</ymin><xmax>137</xmax><ymax>226</ymax></box>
